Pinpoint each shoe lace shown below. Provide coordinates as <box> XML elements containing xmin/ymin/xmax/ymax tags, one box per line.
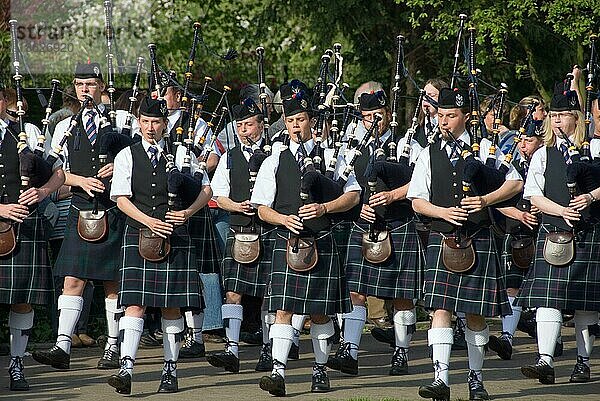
<box><xmin>163</xmin><ymin>360</ymin><xmax>177</xmax><ymax>380</ymax></box>
<box><xmin>468</xmin><ymin>370</ymin><xmax>484</xmax><ymax>391</ymax></box>
<box><xmin>500</xmin><ymin>331</ymin><xmax>513</xmax><ymax>341</ymax></box>
<box><xmin>573</xmin><ymin>355</ymin><xmax>590</xmax><ymax>373</ymax></box>
<box><xmin>101</xmin><ymin>347</ymin><xmax>117</xmax><ymax>360</ymax></box>
<box><xmin>433</xmin><ymin>360</ymin><xmax>449</xmax><ymax>382</ymax></box>
<box><xmin>535</xmin><ymin>353</ymin><xmax>553</xmax><ymax>367</ymax></box>
<box><xmin>312</xmin><ymin>363</ymin><xmax>327</xmax><ymax>381</ymax></box>
<box><xmin>120</xmin><ymin>356</ymin><xmax>135</xmax><ymax>370</ymax></box>
<box><xmin>259</xmin><ymin>343</ymin><xmax>271</xmax><ymax>360</ymax></box>
<box><xmin>182</xmin><ymin>329</ymin><xmax>194</xmax><ymax>348</ymax></box>
<box><xmin>225</xmin><ymin>339</ymin><xmax>239</xmax><ymax>353</ymax></box>
<box><xmin>8</xmin><ymin>357</ymin><xmax>25</xmax><ymax>381</ymax></box>
<box><xmin>338</xmin><ymin>341</ymin><xmax>357</xmax><ymax>359</ymax></box>
<box><xmin>391</xmin><ymin>347</ymin><xmax>408</xmax><ymax>366</ymax></box>
<box><xmin>272</xmin><ymin>358</ymin><xmax>286</xmax><ymax>370</ymax></box>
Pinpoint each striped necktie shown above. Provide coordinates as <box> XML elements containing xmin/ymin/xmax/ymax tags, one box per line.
<box><xmin>85</xmin><ymin>110</ymin><xmax>97</xmax><ymax>146</ymax></box>
<box><xmin>447</xmin><ymin>141</ymin><xmax>461</xmax><ymax>166</ymax></box>
<box><xmin>559</xmin><ymin>142</ymin><xmax>572</xmax><ymax>165</ymax></box>
<box><xmin>296</xmin><ymin>148</ymin><xmax>305</xmax><ymax>173</ymax></box>
<box><xmin>148</xmin><ymin>146</ymin><xmax>159</xmax><ymax>169</ymax></box>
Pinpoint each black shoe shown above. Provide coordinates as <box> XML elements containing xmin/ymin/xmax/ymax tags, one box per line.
<box><xmin>389</xmin><ymin>347</ymin><xmax>409</xmax><ymax>376</ymax></box>
<box><xmin>157</xmin><ymin>361</ymin><xmax>178</xmax><ymax>393</ymax></box>
<box><xmin>108</xmin><ymin>370</ymin><xmax>132</xmax><ymax>395</ymax></box>
<box><xmin>371</xmin><ymin>327</ymin><xmax>395</xmax><ymax>348</ymax></box>
<box><xmin>259</xmin><ymin>372</ymin><xmax>286</xmax><ymax>396</ymax></box>
<box><xmin>418</xmin><ymin>378</ymin><xmax>450</xmax><ymax>401</ymax></box>
<box><xmin>554</xmin><ymin>340</ymin><xmax>563</xmax><ymax>357</ymax></box>
<box><xmin>453</xmin><ymin>323</ymin><xmax>467</xmax><ymax>351</ymax></box>
<box><xmin>179</xmin><ymin>339</ymin><xmax>206</xmax><ymax>359</ymax></box>
<box><xmin>139</xmin><ymin>331</ymin><xmax>162</xmax><ymax>348</ymax></box>
<box><xmin>467</xmin><ymin>370</ymin><xmax>490</xmax><ymax>400</ymax></box>
<box><xmin>326</xmin><ymin>342</ymin><xmax>358</xmax><ymax>375</ymax></box>
<box><xmin>569</xmin><ymin>356</ymin><xmax>591</xmax><ymax>383</ymax></box>
<box><xmin>8</xmin><ymin>357</ymin><xmax>29</xmax><ymax>391</ymax></box>
<box><xmin>255</xmin><ymin>344</ymin><xmax>272</xmax><ymax>372</ymax></box>
<box><xmin>32</xmin><ymin>345</ymin><xmax>70</xmax><ymax>370</ymax></box>
<box><xmin>206</xmin><ymin>351</ymin><xmax>240</xmax><ymax>373</ymax></box>
<box><xmin>517</xmin><ymin>311</ymin><xmax>537</xmax><ymax>339</ymax></box>
<box><xmin>488</xmin><ymin>333</ymin><xmax>513</xmax><ymax>360</ymax></box>
<box><xmin>521</xmin><ymin>357</ymin><xmax>555</xmax><ymax>384</ymax></box>
<box><xmin>97</xmin><ymin>347</ymin><xmax>120</xmax><ymax>370</ymax></box>
<box><xmin>311</xmin><ymin>364</ymin><xmax>331</xmax><ymax>393</ymax></box>
<box><xmin>240</xmin><ymin>329</ymin><xmax>263</xmax><ymax>345</ymax></box>
<box><xmin>288</xmin><ymin>343</ymin><xmax>299</xmax><ymax>360</ymax></box>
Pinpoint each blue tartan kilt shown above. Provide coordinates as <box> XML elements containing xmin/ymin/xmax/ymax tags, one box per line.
<box><xmin>54</xmin><ymin>205</ymin><xmax>125</xmax><ymax>281</ymax></box>
<box><xmin>423</xmin><ymin>230</ymin><xmax>511</xmax><ymax>317</ymax></box>
<box><xmin>222</xmin><ymin>224</ymin><xmax>276</xmax><ymax>298</ymax></box>
<box><xmin>0</xmin><ymin>211</ymin><xmax>53</xmax><ymax>305</ymax></box>
<box><xmin>331</xmin><ymin>220</ymin><xmax>353</xmax><ymax>265</ymax></box>
<box><xmin>516</xmin><ymin>223</ymin><xmax>600</xmax><ymax>311</ymax></box>
<box><xmin>494</xmin><ymin>232</ymin><xmax>530</xmax><ymax>289</ymax></box>
<box><xmin>118</xmin><ymin>224</ymin><xmax>202</xmax><ymax>309</ymax></box>
<box><xmin>345</xmin><ymin>220</ymin><xmax>423</xmax><ymax>300</ymax></box>
<box><xmin>188</xmin><ymin>206</ymin><xmax>221</xmax><ymax>274</ymax></box>
<box><xmin>267</xmin><ymin>229</ymin><xmax>351</xmax><ymax>316</ymax></box>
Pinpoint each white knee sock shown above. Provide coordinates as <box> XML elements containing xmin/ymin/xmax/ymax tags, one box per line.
<box><xmin>393</xmin><ymin>308</ymin><xmax>416</xmax><ymax>350</ymax></box>
<box><xmin>261</xmin><ymin>309</ymin><xmax>275</xmax><ymax>345</ymax></box>
<box><xmin>119</xmin><ymin>316</ymin><xmax>144</xmax><ymax>376</ymax></box>
<box><xmin>536</xmin><ymin>308</ymin><xmax>562</xmax><ymax>367</ymax></box>
<box><xmin>270</xmin><ymin>323</ymin><xmax>295</xmax><ymax>378</ymax></box>
<box><xmin>501</xmin><ymin>296</ymin><xmax>521</xmax><ymax>344</ymax></box>
<box><xmin>56</xmin><ymin>295</ymin><xmax>84</xmax><ymax>354</ymax></box>
<box><xmin>311</xmin><ymin>320</ymin><xmax>335</xmax><ymax>365</ymax></box>
<box><xmin>291</xmin><ymin>314</ymin><xmax>306</xmax><ymax>347</ymax></box>
<box><xmin>162</xmin><ymin>317</ymin><xmax>184</xmax><ymax>376</ymax></box>
<box><xmin>465</xmin><ymin>325</ymin><xmax>489</xmax><ymax>382</ymax></box>
<box><xmin>222</xmin><ymin>304</ymin><xmax>243</xmax><ymax>357</ymax></box>
<box><xmin>105</xmin><ymin>298</ymin><xmax>124</xmax><ymax>352</ymax></box>
<box><xmin>184</xmin><ymin>309</ymin><xmax>205</xmax><ymax>344</ymax></box>
<box><xmin>574</xmin><ymin>310</ymin><xmax>598</xmax><ymax>367</ymax></box>
<box><xmin>428</xmin><ymin>327</ymin><xmax>453</xmax><ymax>386</ymax></box>
<box><xmin>342</xmin><ymin>305</ymin><xmax>366</xmax><ymax>359</ymax></box>
<box><xmin>9</xmin><ymin>310</ymin><xmax>34</xmax><ymax>358</ymax></box>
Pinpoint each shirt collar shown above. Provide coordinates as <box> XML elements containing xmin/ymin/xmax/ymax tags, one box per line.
<box><xmin>440</xmin><ymin>130</ymin><xmax>470</xmax><ymax>149</ymax></box>
<box><xmin>141</xmin><ymin>137</ymin><xmax>165</xmax><ymax>153</ymax></box>
<box><xmin>289</xmin><ymin>137</ymin><xmax>315</xmax><ymax>156</ymax></box>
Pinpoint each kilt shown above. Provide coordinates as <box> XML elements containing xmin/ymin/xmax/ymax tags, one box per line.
<box><xmin>332</xmin><ymin>220</ymin><xmax>353</xmax><ymax>264</ymax></box>
<box><xmin>345</xmin><ymin>220</ymin><xmax>423</xmax><ymax>300</ymax></box>
<box><xmin>516</xmin><ymin>223</ymin><xmax>600</xmax><ymax>311</ymax></box>
<box><xmin>267</xmin><ymin>229</ymin><xmax>351</xmax><ymax>315</ymax></box>
<box><xmin>222</xmin><ymin>224</ymin><xmax>276</xmax><ymax>298</ymax></box>
<box><xmin>118</xmin><ymin>224</ymin><xmax>202</xmax><ymax>308</ymax></box>
<box><xmin>423</xmin><ymin>230</ymin><xmax>511</xmax><ymax>317</ymax></box>
<box><xmin>495</xmin><ymin>232</ymin><xmax>529</xmax><ymax>289</ymax></box>
<box><xmin>189</xmin><ymin>206</ymin><xmax>221</xmax><ymax>274</ymax></box>
<box><xmin>0</xmin><ymin>211</ymin><xmax>53</xmax><ymax>305</ymax></box>
<box><xmin>54</xmin><ymin>205</ymin><xmax>125</xmax><ymax>281</ymax></box>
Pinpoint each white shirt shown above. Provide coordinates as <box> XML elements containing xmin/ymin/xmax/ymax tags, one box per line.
<box><xmin>110</xmin><ymin>137</ymin><xmax>210</xmax><ymax>202</ymax></box>
<box><xmin>251</xmin><ymin>138</ymin><xmax>361</xmax><ymax>208</ymax></box>
<box><xmin>0</xmin><ymin>119</ymin><xmax>61</xmax><ymax>170</ymax></box>
<box><xmin>211</xmin><ymin>138</ymin><xmax>263</xmax><ymax>198</ymax></box>
<box><xmin>167</xmin><ymin>109</ymin><xmax>221</xmax><ymax>155</ymax></box>
<box><xmin>115</xmin><ymin>109</ymin><xmax>141</xmax><ymax>137</ymax></box>
<box><xmin>590</xmin><ymin>137</ymin><xmax>600</xmax><ymax>159</ymax></box>
<box><xmin>407</xmin><ymin>132</ymin><xmax>522</xmax><ymax>202</ymax></box>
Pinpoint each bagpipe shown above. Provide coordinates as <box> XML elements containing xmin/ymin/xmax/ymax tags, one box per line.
<box><xmin>256</xmin><ymin>46</ymin><xmax>272</xmax><ymax>155</ymax></box>
<box><xmin>120</xmin><ymin>56</ymin><xmax>145</xmax><ymax>139</ymax></box>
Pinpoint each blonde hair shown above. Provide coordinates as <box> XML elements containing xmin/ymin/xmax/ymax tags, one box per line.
<box><xmin>509</xmin><ymin>95</ymin><xmax>545</xmax><ymax>129</ymax></box>
<box><xmin>542</xmin><ymin>110</ymin><xmax>586</xmax><ymax>147</ymax></box>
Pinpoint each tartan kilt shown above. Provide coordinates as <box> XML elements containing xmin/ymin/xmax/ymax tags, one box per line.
<box><xmin>54</xmin><ymin>205</ymin><xmax>125</xmax><ymax>281</ymax></box>
<box><xmin>222</xmin><ymin>224</ymin><xmax>276</xmax><ymax>298</ymax></box>
<box><xmin>118</xmin><ymin>224</ymin><xmax>202</xmax><ymax>308</ymax></box>
<box><xmin>345</xmin><ymin>220</ymin><xmax>423</xmax><ymax>300</ymax></box>
<box><xmin>189</xmin><ymin>206</ymin><xmax>221</xmax><ymax>274</ymax></box>
<box><xmin>494</xmin><ymin>232</ymin><xmax>529</xmax><ymax>289</ymax></box>
<box><xmin>332</xmin><ymin>220</ymin><xmax>353</xmax><ymax>265</ymax></box>
<box><xmin>516</xmin><ymin>223</ymin><xmax>600</xmax><ymax>311</ymax></box>
<box><xmin>0</xmin><ymin>211</ymin><xmax>53</xmax><ymax>305</ymax></box>
<box><xmin>423</xmin><ymin>230</ymin><xmax>511</xmax><ymax>317</ymax></box>
<box><xmin>267</xmin><ymin>229</ymin><xmax>351</xmax><ymax>315</ymax></box>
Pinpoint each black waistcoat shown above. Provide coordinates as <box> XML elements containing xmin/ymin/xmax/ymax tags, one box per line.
<box><xmin>229</xmin><ymin>146</ymin><xmax>253</xmax><ymax>227</ymax></box>
<box><xmin>0</xmin><ymin>127</ymin><xmax>22</xmax><ymax>204</ymax></box>
<box><xmin>126</xmin><ymin>142</ymin><xmax>169</xmax><ymax>228</ymax></box>
<box><xmin>169</xmin><ymin>111</ymin><xmax>190</xmax><ymax>142</ymax></box>
<box><xmin>414</xmin><ymin>125</ymin><xmax>428</xmax><ymax>148</ymax></box>
<box><xmin>273</xmin><ymin>147</ymin><xmax>329</xmax><ymax>233</ymax></box>
<box><xmin>543</xmin><ymin>146</ymin><xmax>571</xmax><ymax>231</ymax></box>
<box><xmin>499</xmin><ymin>159</ymin><xmax>533</xmax><ymax>234</ymax></box>
<box><xmin>430</xmin><ymin>142</ymin><xmax>490</xmax><ymax>233</ymax></box>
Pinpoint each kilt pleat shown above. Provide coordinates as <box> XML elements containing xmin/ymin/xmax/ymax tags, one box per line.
<box><xmin>345</xmin><ymin>220</ymin><xmax>423</xmax><ymax>300</ymax></box>
<box><xmin>516</xmin><ymin>223</ymin><xmax>600</xmax><ymax>311</ymax></box>
<box><xmin>189</xmin><ymin>206</ymin><xmax>221</xmax><ymax>274</ymax></box>
<box><xmin>222</xmin><ymin>224</ymin><xmax>275</xmax><ymax>298</ymax></box>
<box><xmin>495</xmin><ymin>232</ymin><xmax>529</xmax><ymax>289</ymax></box>
<box><xmin>54</xmin><ymin>206</ymin><xmax>125</xmax><ymax>281</ymax></box>
<box><xmin>267</xmin><ymin>229</ymin><xmax>351</xmax><ymax>315</ymax></box>
<box><xmin>0</xmin><ymin>212</ymin><xmax>53</xmax><ymax>305</ymax></box>
<box><xmin>423</xmin><ymin>230</ymin><xmax>511</xmax><ymax>317</ymax></box>
<box><xmin>332</xmin><ymin>220</ymin><xmax>353</xmax><ymax>265</ymax></box>
<box><xmin>119</xmin><ymin>224</ymin><xmax>201</xmax><ymax>308</ymax></box>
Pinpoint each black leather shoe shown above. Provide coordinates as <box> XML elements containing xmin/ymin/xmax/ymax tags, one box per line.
<box><xmin>32</xmin><ymin>346</ymin><xmax>70</xmax><ymax>370</ymax></box>
<box><xmin>108</xmin><ymin>370</ymin><xmax>132</xmax><ymax>395</ymax></box>
<box><xmin>240</xmin><ymin>329</ymin><xmax>263</xmax><ymax>345</ymax></box>
<box><xmin>517</xmin><ymin>311</ymin><xmax>537</xmax><ymax>339</ymax></box>
<box><xmin>521</xmin><ymin>358</ymin><xmax>555</xmax><ymax>384</ymax></box>
<box><xmin>468</xmin><ymin>370</ymin><xmax>490</xmax><ymax>400</ymax></box>
<box><xmin>326</xmin><ymin>342</ymin><xmax>358</xmax><ymax>375</ymax></box>
<box><xmin>389</xmin><ymin>347</ymin><xmax>409</xmax><ymax>376</ymax></box>
<box><xmin>488</xmin><ymin>334</ymin><xmax>513</xmax><ymax>360</ymax></box>
<box><xmin>453</xmin><ymin>325</ymin><xmax>467</xmax><ymax>351</ymax></box>
<box><xmin>418</xmin><ymin>378</ymin><xmax>450</xmax><ymax>401</ymax></box>
<box><xmin>8</xmin><ymin>357</ymin><xmax>29</xmax><ymax>391</ymax></box>
<box><xmin>259</xmin><ymin>372</ymin><xmax>286</xmax><ymax>396</ymax></box>
<box><xmin>371</xmin><ymin>327</ymin><xmax>395</xmax><ymax>348</ymax></box>
<box><xmin>311</xmin><ymin>364</ymin><xmax>330</xmax><ymax>393</ymax></box>
<box><xmin>569</xmin><ymin>356</ymin><xmax>591</xmax><ymax>383</ymax></box>
<box><xmin>255</xmin><ymin>344</ymin><xmax>272</xmax><ymax>372</ymax></box>
<box><xmin>179</xmin><ymin>339</ymin><xmax>206</xmax><ymax>358</ymax></box>
<box><xmin>97</xmin><ymin>348</ymin><xmax>120</xmax><ymax>369</ymax></box>
<box><xmin>157</xmin><ymin>363</ymin><xmax>179</xmax><ymax>393</ymax></box>
<box><xmin>288</xmin><ymin>343</ymin><xmax>300</xmax><ymax>360</ymax></box>
<box><xmin>206</xmin><ymin>351</ymin><xmax>240</xmax><ymax>373</ymax></box>
<box><xmin>554</xmin><ymin>340</ymin><xmax>563</xmax><ymax>357</ymax></box>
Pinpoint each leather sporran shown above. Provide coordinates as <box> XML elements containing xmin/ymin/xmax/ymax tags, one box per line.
<box><xmin>77</xmin><ymin>210</ymin><xmax>108</xmax><ymax>242</ymax></box>
<box><xmin>442</xmin><ymin>237</ymin><xmax>476</xmax><ymax>273</ymax></box>
<box><xmin>0</xmin><ymin>221</ymin><xmax>17</xmax><ymax>257</ymax></box>
<box><xmin>361</xmin><ymin>230</ymin><xmax>392</xmax><ymax>264</ymax></box>
<box><xmin>286</xmin><ymin>237</ymin><xmax>318</xmax><ymax>272</ymax></box>
<box><xmin>543</xmin><ymin>231</ymin><xmax>574</xmax><ymax>267</ymax></box>
<box><xmin>510</xmin><ymin>237</ymin><xmax>535</xmax><ymax>269</ymax></box>
<box><xmin>232</xmin><ymin>232</ymin><xmax>260</xmax><ymax>264</ymax></box>
<box><xmin>138</xmin><ymin>227</ymin><xmax>171</xmax><ymax>262</ymax></box>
